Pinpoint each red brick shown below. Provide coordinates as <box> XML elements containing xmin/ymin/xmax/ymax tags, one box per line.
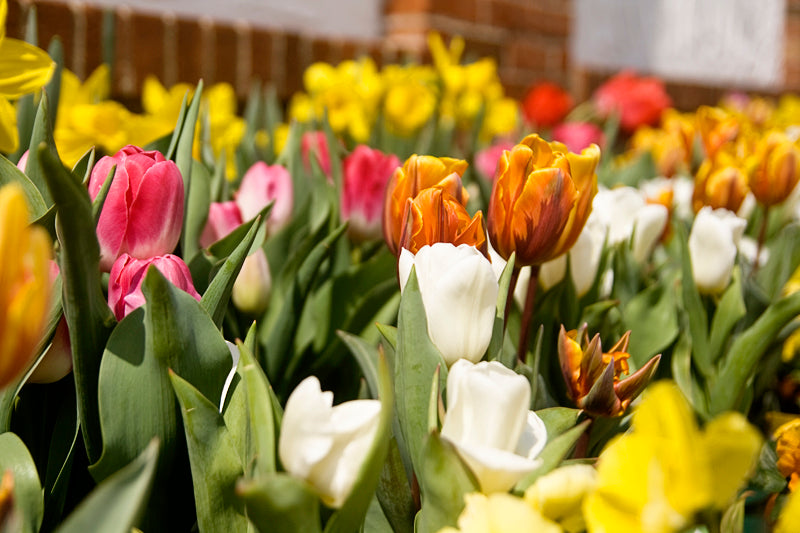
<box><xmin>508</xmin><ymin>39</ymin><xmax>547</xmax><ymax>71</ymax></box>
<box><xmin>214</xmin><ymin>24</ymin><xmax>239</xmax><ymax>86</ymax></box>
<box><xmin>283</xmin><ymin>33</ymin><xmax>305</xmax><ymax>97</ymax></box>
<box><xmin>36</xmin><ymin>1</ymin><xmax>75</xmax><ymax>68</ymax></box>
<box><xmin>129</xmin><ymin>12</ymin><xmax>165</xmax><ymax>91</ymax></box>
<box><xmin>250</xmin><ymin>27</ymin><xmax>273</xmax><ymax>86</ymax></box>
<box><xmin>6</xmin><ymin>0</ymin><xmax>26</xmax><ymax>40</ymax></box>
<box><xmin>525</xmin><ymin>6</ymin><xmax>570</xmax><ymax>36</ymax></box>
<box><xmin>430</xmin><ymin>0</ymin><xmax>476</xmax><ymax>21</ymax></box>
<box><xmin>385</xmin><ymin>0</ymin><xmax>431</xmax><ymax>15</ymax></box>
<box><xmin>83</xmin><ymin>4</ymin><xmax>105</xmax><ymax>76</ymax></box>
<box><xmin>175</xmin><ymin>16</ymin><xmax>203</xmax><ymax>85</ymax></box>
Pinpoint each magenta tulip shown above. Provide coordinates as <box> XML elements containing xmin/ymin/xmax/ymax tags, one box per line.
<box><xmin>474</xmin><ymin>140</ymin><xmax>514</xmax><ymax>179</ymax></box>
<box><xmin>200</xmin><ymin>201</ymin><xmax>243</xmax><ymax>248</ymax></box>
<box><xmin>341</xmin><ymin>145</ymin><xmax>399</xmax><ymax>241</ymax></box>
<box><xmin>235</xmin><ymin>161</ymin><xmax>293</xmax><ymax>234</ymax></box>
<box><xmin>108</xmin><ymin>253</ymin><xmax>201</xmax><ymax>321</ymax></box>
<box><xmin>89</xmin><ymin>145</ymin><xmax>184</xmax><ymax>271</ymax></box>
<box><xmin>551</xmin><ymin>122</ymin><xmax>606</xmax><ymax>153</ymax></box>
<box><xmin>301</xmin><ymin>131</ymin><xmax>332</xmax><ymax>178</ymax></box>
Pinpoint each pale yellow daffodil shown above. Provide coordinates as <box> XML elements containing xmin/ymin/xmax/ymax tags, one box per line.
<box><xmin>0</xmin><ymin>0</ymin><xmax>55</xmax><ymax>152</ymax></box>
<box><xmin>438</xmin><ymin>493</ymin><xmax>560</xmax><ymax>533</ymax></box>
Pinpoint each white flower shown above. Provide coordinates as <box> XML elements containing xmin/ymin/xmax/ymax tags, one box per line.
<box><xmin>232</xmin><ymin>249</ymin><xmax>272</xmax><ymax>315</ymax></box>
<box><xmin>539</xmin><ymin>217</ymin><xmax>605</xmax><ymax>296</ymax></box>
<box><xmin>219</xmin><ymin>341</ymin><xmax>240</xmax><ymax>412</ymax></box>
<box><xmin>399</xmin><ymin>243</ymin><xmax>498</xmax><ymax>366</ymax></box>
<box><xmin>689</xmin><ymin>207</ymin><xmax>747</xmax><ymax>294</ymax></box>
<box><xmin>278</xmin><ymin>376</ymin><xmax>381</xmax><ymax>508</ymax></box>
<box><xmin>441</xmin><ymin>360</ymin><xmax>547</xmax><ymax>493</ymax></box>
<box><xmin>592</xmin><ymin>187</ymin><xmax>668</xmax><ymax>264</ymax></box>
<box><xmin>488</xmin><ymin>244</ymin><xmax>531</xmax><ymax>308</ymax></box>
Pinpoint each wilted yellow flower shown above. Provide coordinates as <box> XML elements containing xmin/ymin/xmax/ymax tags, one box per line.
<box><xmin>524</xmin><ymin>464</ymin><xmax>597</xmax><ymax>533</ymax></box>
<box><xmin>438</xmin><ymin>493</ymin><xmax>560</xmax><ymax>533</ymax></box>
<box><xmin>0</xmin><ymin>184</ymin><xmax>51</xmax><ymax>388</ymax></box>
<box><xmin>584</xmin><ymin>382</ymin><xmax>762</xmax><ymax>533</ymax></box>
<box><xmin>0</xmin><ymin>0</ymin><xmax>55</xmax><ymax>152</ymax></box>
<box><xmin>775</xmin><ymin>418</ymin><xmax>800</xmax><ymax>491</ymax></box>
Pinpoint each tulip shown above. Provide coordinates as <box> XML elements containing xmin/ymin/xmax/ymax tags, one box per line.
<box><xmin>382</xmin><ymin>154</ymin><xmax>469</xmax><ymax>255</ymax></box>
<box><xmin>108</xmin><ymin>253</ymin><xmax>201</xmax><ymax>321</ymax></box>
<box><xmin>28</xmin><ymin>261</ymin><xmax>72</xmax><ymax>384</ymax></box>
<box><xmin>696</xmin><ymin>105</ymin><xmax>740</xmax><ymax>159</ymax></box>
<box><xmin>593</xmin><ymin>70</ymin><xmax>671</xmax><ymax>133</ymax></box>
<box><xmin>398</xmin><ymin>188</ymin><xmax>488</xmax><ymax>256</ymax></box>
<box><xmin>558</xmin><ymin>325</ymin><xmax>660</xmax><ymax>417</ymax></box>
<box><xmin>551</xmin><ymin>122</ymin><xmax>605</xmax><ymax>154</ymax></box>
<box><xmin>278</xmin><ymin>375</ymin><xmax>380</xmax><ymax>508</ymax></box>
<box><xmin>440</xmin><ymin>359</ymin><xmax>547</xmax><ymax>493</ymax></box>
<box><xmin>231</xmin><ymin>250</ymin><xmax>271</xmax><ymax>315</ymax></box>
<box><xmin>398</xmin><ymin>244</ymin><xmax>497</xmax><ymax>366</ymax></box>
<box><xmin>521</xmin><ymin>82</ymin><xmax>572</xmax><ymax>129</ymax></box>
<box><xmin>775</xmin><ymin>418</ymin><xmax>800</xmax><ymax>492</ymax></box>
<box><xmin>692</xmin><ymin>153</ymin><xmax>750</xmax><ymax>214</ymax></box>
<box><xmin>199</xmin><ymin>201</ymin><xmax>243</xmax><ymax>248</ymax></box>
<box><xmin>439</xmin><ymin>493</ymin><xmax>561</xmax><ymax>533</ymax></box>
<box><xmin>0</xmin><ymin>184</ymin><xmax>51</xmax><ymax>388</ymax></box>
<box><xmin>235</xmin><ymin>161</ymin><xmax>293</xmax><ymax>234</ymax></box>
<box><xmin>688</xmin><ymin>207</ymin><xmax>746</xmax><ymax>294</ymax></box>
<box><xmin>749</xmin><ymin>131</ymin><xmax>800</xmax><ymax>207</ymax></box>
<box><xmin>301</xmin><ymin>131</ymin><xmax>331</xmax><ymax>178</ymax></box>
<box><xmin>341</xmin><ymin>145</ymin><xmax>400</xmax><ymax>241</ymax></box>
<box><xmin>524</xmin><ymin>464</ymin><xmax>597</xmax><ymax>533</ymax></box>
<box><xmin>487</xmin><ymin>134</ymin><xmax>600</xmax><ymax>266</ymax></box>
<box><xmin>89</xmin><ymin>145</ymin><xmax>184</xmax><ymax>271</ymax></box>
<box><xmin>474</xmin><ymin>140</ymin><xmax>514</xmax><ymax>180</ymax></box>
<box><xmin>538</xmin><ymin>217</ymin><xmax>604</xmax><ymax>297</ymax></box>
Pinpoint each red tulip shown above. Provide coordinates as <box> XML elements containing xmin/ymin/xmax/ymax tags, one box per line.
<box><xmin>235</xmin><ymin>162</ymin><xmax>294</xmax><ymax>234</ymax></box>
<box><xmin>341</xmin><ymin>145</ymin><xmax>400</xmax><ymax>241</ymax></box>
<box><xmin>522</xmin><ymin>82</ymin><xmax>573</xmax><ymax>128</ymax></box>
<box><xmin>108</xmin><ymin>253</ymin><xmax>201</xmax><ymax>321</ymax></box>
<box><xmin>89</xmin><ymin>145</ymin><xmax>184</xmax><ymax>272</ymax></box>
<box><xmin>593</xmin><ymin>71</ymin><xmax>671</xmax><ymax>133</ymax></box>
<box><xmin>200</xmin><ymin>201</ymin><xmax>243</xmax><ymax>248</ymax></box>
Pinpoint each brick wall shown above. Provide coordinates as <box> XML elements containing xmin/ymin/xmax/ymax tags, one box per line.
<box><xmin>5</xmin><ymin>0</ymin><xmax>800</xmax><ymax>112</ymax></box>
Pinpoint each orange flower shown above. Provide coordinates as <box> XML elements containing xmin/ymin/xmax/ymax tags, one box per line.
<box><xmin>398</xmin><ymin>188</ymin><xmax>487</xmax><ymax>257</ymax></box>
<box><xmin>692</xmin><ymin>152</ymin><xmax>750</xmax><ymax>213</ymax></box>
<box><xmin>487</xmin><ymin>134</ymin><xmax>599</xmax><ymax>266</ymax></box>
<box><xmin>558</xmin><ymin>325</ymin><xmax>660</xmax><ymax>417</ymax></box>
<box><xmin>382</xmin><ymin>155</ymin><xmax>469</xmax><ymax>255</ymax></box>
<box><xmin>749</xmin><ymin>131</ymin><xmax>800</xmax><ymax>207</ymax></box>
<box><xmin>696</xmin><ymin>106</ymin><xmax>740</xmax><ymax>159</ymax></box>
<box><xmin>775</xmin><ymin>418</ymin><xmax>800</xmax><ymax>491</ymax></box>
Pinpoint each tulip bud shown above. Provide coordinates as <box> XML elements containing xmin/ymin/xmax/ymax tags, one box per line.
<box><xmin>382</xmin><ymin>154</ymin><xmax>469</xmax><ymax>255</ymax></box>
<box><xmin>692</xmin><ymin>154</ymin><xmax>750</xmax><ymax>214</ymax></box>
<box><xmin>688</xmin><ymin>207</ymin><xmax>747</xmax><ymax>294</ymax></box>
<box><xmin>488</xmin><ymin>134</ymin><xmax>599</xmax><ymax>266</ymax></box>
<box><xmin>341</xmin><ymin>145</ymin><xmax>400</xmax><ymax>241</ymax></box>
<box><xmin>398</xmin><ymin>243</ymin><xmax>498</xmax><ymax>366</ymax></box>
<box><xmin>28</xmin><ymin>318</ymin><xmax>72</xmax><ymax>384</ymax></box>
<box><xmin>199</xmin><ymin>201</ymin><xmax>243</xmax><ymax>248</ymax></box>
<box><xmin>441</xmin><ymin>360</ymin><xmax>547</xmax><ymax>493</ymax></box>
<box><xmin>301</xmin><ymin>131</ymin><xmax>332</xmax><ymax>178</ymax></box>
<box><xmin>475</xmin><ymin>141</ymin><xmax>515</xmax><ymax>179</ymax></box>
<box><xmin>592</xmin><ymin>71</ymin><xmax>671</xmax><ymax>133</ymax></box>
<box><xmin>108</xmin><ymin>253</ymin><xmax>201</xmax><ymax>321</ymax></box>
<box><xmin>89</xmin><ymin>145</ymin><xmax>184</xmax><ymax>272</ymax></box>
<box><xmin>696</xmin><ymin>106</ymin><xmax>740</xmax><ymax>159</ymax></box>
<box><xmin>278</xmin><ymin>376</ymin><xmax>380</xmax><ymax>508</ymax></box>
<box><xmin>235</xmin><ymin>162</ymin><xmax>294</xmax><ymax>234</ymax></box>
<box><xmin>231</xmin><ymin>250</ymin><xmax>271</xmax><ymax>315</ymax></box>
<box><xmin>522</xmin><ymin>82</ymin><xmax>572</xmax><ymax>128</ymax></box>
<box><xmin>749</xmin><ymin>131</ymin><xmax>800</xmax><ymax>207</ymax></box>
<box><xmin>558</xmin><ymin>325</ymin><xmax>660</xmax><ymax>417</ymax></box>
<box><xmin>0</xmin><ymin>184</ymin><xmax>52</xmax><ymax>388</ymax></box>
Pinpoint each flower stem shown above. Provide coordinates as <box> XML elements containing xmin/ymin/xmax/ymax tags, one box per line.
<box><xmin>503</xmin><ymin>266</ymin><xmax>521</xmax><ymax>330</ymax></box>
<box><xmin>572</xmin><ymin>417</ymin><xmax>593</xmax><ymax>459</ymax></box>
<box><xmin>752</xmin><ymin>205</ymin><xmax>769</xmax><ymax>276</ymax></box>
<box><xmin>517</xmin><ymin>265</ymin><xmax>540</xmax><ymax>363</ymax></box>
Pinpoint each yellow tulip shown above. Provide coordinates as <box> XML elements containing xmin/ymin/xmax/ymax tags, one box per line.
<box><xmin>775</xmin><ymin>418</ymin><xmax>800</xmax><ymax>491</ymax></box>
<box><xmin>524</xmin><ymin>464</ymin><xmax>597</xmax><ymax>533</ymax></box>
<box><xmin>0</xmin><ymin>183</ymin><xmax>51</xmax><ymax>388</ymax></box>
<box><xmin>438</xmin><ymin>493</ymin><xmax>560</xmax><ymax>533</ymax></box>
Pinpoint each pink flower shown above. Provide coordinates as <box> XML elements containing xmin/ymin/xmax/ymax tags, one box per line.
<box><xmin>341</xmin><ymin>145</ymin><xmax>399</xmax><ymax>241</ymax></box>
<box><xmin>16</xmin><ymin>150</ymin><xmax>28</xmax><ymax>172</ymax></box>
<box><xmin>235</xmin><ymin>162</ymin><xmax>293</xmax><ymax>234</ymax></box>
<box><xmin>108</xmin><ymin>253</ymin><xmax>201</xmax><ymax>321</ymax></box>
<box><xmin>593</xmin><ymin>71</ymin><xmax>671</xmax><ymax>133</ymax></box>
<box><xmin>301</xmin><ymin>131</ymin><xmax>331</xmax><ymax>178</ymax></box>
<box><xmin>29</xmin><ymin>260</ymin><xmax>72</xmax><ymax>384</ymax></box>
<box><xmin>551</xmin><ymin>122</ymin><xmax>606</xmax><ymax>153</ymax></box>
<box><xmin>89</xmin><ymin>145</ymin><xmax>184</xmax><ymax>271</ymax></box>
<box><xmin>200</xmin><ymin>201</ymin><xmax>243</xmax><ymax>248</ymax></box>
<box><xmin>475</xmin><ymin>140</ymin><xmax>515</xmax><ymax>179</ymax></box>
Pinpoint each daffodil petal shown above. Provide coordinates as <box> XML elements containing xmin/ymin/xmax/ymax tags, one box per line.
<box><xmin>0</xmin><ymin>94</ymin><xmax>18</xmax><ymax>152</ymax></box>
<box><xmin>0</xmin><ymin>37</ymin><xmax>55</xmax><ymax>98</ymax></box>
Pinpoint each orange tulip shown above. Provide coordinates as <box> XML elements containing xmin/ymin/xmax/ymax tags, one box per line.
<box><xmin>382</xmin><ymin>154</ymin><xmax>468</xmax><ymax>255</ymax></box>
<box><xmin>692</xmin><ymin>153</ymin><xmax>750</xmax><ymax>213</ymax></box>
<box><xmin>749</xmin><ymin>131</ymin><xmax>800</xmax><ymax>207</ymax></box>
<box><xmin>487</xmin><ymin>134</ymin><xmax>599</xmax><ymax>266</ymax></box>
<box><xmin>397</xmin><ymin>188</ymin><xmax>487</xmax><ymax>257</ymax></box>
<box><xmin>696</xmin><ymin>106</ymin><xmax>739</xmax><ymax>159</ymax></box>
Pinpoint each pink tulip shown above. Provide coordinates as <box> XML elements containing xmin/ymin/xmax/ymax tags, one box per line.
<box><xmin>551</xmin><ymin>122</ymin><xmax>606</xmax><ymax>153</ymax></box>
<box><xmin>474</xmin><ymin>140</ymin><xmax>514</xmax><ymax>179</ymax></box>
<box><xmin>235</xmin><ymin>162</ymin><xmax>293</xmax><ymax>234</ymax></box>
<box><xmin>108</xmin><ymin>253</ymin><xmax>201</xmax><ymax>321</ymax></box>
<box><xmin>16</xmin><ymin>150</ymin><xmax>28</xmax><ymax>172</ymax></box>
<box><xmin>200</xmin><ymin>201</ymin><xmax>243</xmax><ymax>248</ymax></box>
<box><xmin>89</xmin><ymin>145</ymin><xmax>184</xmax><ymax>271</ymax></box>
<box><xmin>301</xmin><ymin>131</ymin><xmax>331</xmax><ymax>178</ymax></box>
<box><xmin>341</xmin><ymin>145</ymin><xmax>399</xmax><ymax>241</ymax></box>
<box><xmin>29</xmin><ymin>260</ymin><xmax>72</xmax><ymax>384</ymax></box>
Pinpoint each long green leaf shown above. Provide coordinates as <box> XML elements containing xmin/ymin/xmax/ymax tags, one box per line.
<box><xmin>708</xmin><ymin>268</ymin><xmax>746</xmax><ymax>364</ymax></box>
<box><xmin>0</xmin><ymin>155</ymin><xmax>46</xmax><ymax>218</ymax></box>
<box><xmin>338</xmin><ymin>331</ymin><xmax>380</xmax><ymax>398</ymax></box>
<box><xmin>677</xmin><ymin>223</ymin><xmax>712</xmax><ymax>376</ymax></box>
<box><xmin>26</xmin><ymin>93</ymin><xmax>59</xmax><ymax>206</ymax></box>
<box><xmin>237</xmin><ymin>474</ymin><xmax>322</xmax><ymax>533</ymax></box>
<box><xmin>182</xmin><ymin>158</ymin><xmax>211</xmax><ymax>261</ymax></box>
<box><xmin>235</xmin><ymin>340</ymin><xmax>278</xmax><ymax>477</ymax></box>
<box><xmin>0</xmin><ymin>432</ymin><xmax>43</xmax><ymax>533</ymax></box>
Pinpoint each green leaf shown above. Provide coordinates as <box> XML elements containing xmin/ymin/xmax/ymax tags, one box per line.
<box><xmin>671</xmin><ymin>330</ymin><xmax>709</xmax><ymax>418</ymax></box>
<box><xmin>677</xmin><ymin>223</ymin><xmax>712</xmax><ymax>376</ymax></box>
<box><xmin>165</xmin><ymin>91</ymin><xmax>190</xmax><ymax>161</ymax></box>
<box><xmin>182</xmin><ymin>159</ymin><xmax>212</xmax><ymax>260</ymax></box>
<box><xmin>512</xmin><ymin>420</ymin><xmax>590</xmax><ymax>493</ymax></box>
<box><xmin>755</xmin><ymin>223</ymin><xmax>800</xmax><ymax>302</ymax></box>
<box><xmin>535</xmin><ymin>407</ymin><xmax>582</xmax><ymax>438</ymax></box>
<box><xmin>56</xmin><ymin>440</ymin><xmax>159</xmax><ymax>533</ymax></box>
<box><xmin>395</xmin><ymin>268</ymin><xmax>448</xmax><ymax>479</ymax></box>
<box><xmin>91</xmin><ymin>163</ymin><xmax>115</xmax><ymax>224</ymax></box>
<box><xmin>26</xmin><ymin>92</ymin><xmax>59</xmax><ymax>206</ymax></box>
<box><xmin>39</xmin><ymin>145</ymin><xmax>114</xmax><ymax>464</ymax></box>
<box><xmin>170</xmin><ymin>371</ymin><xmax>250</xmax><ymax>532</ymax></box>
<box><xmin>375</xmin><ymin>438</ymin><xmax>415</xmax><ymax>533</ymax></box>
<box><xmin>748</xmin><ymin>442</ymin><xmax>787</xmax><ymax>494</ymax></box>
<box><xmin>414</xmin><ymin>432</ymin><xmax>480</xmax><ymax>533</ymax></box>
<box><xmin>41</xmin><ymin>394</ymin><xmax>80</xmax><ymax>531</ymax></box>
<box><xmin>488</xmin><ymin>253</ymin><xmax>515</xmax><ymax>362</ymax></box>
<box><xmin>338</xmin><ymin>331</ymin><xmax>380</xmax><ymax>398</ymax></box>
<box><xmin>72</xmin><ymin>147</ymin><xmax>96</xmax><ymax>185</ymax></box>
<box><xmin>0</xmin><ymin>154</ymin><xmax>47</xmax><ymax>218</ymax></box>
<box><xmin>0</xmin><ymin>432</ymin><xmax>43</xmax><ymax>533</ymax></box>
<box><xmin>623</xmin><ymin>281</ymin><xmax>678</xmax><ymax>367</ymax></box>
<box><xmin>709</xmin><ymin>290</ymin><xmax>800</xmax><ymax>414</ymax></box>
<box><xmin>174</xmin><ymin>81</ymin><xmax>203</xmax><ymax>192</ymax></box>
<box><xmin>237</xmin><ymin>474</ymin><xmax>322</xmax><ymax>533</ymax></box>
<box><xmin>44</xmin><ymin>38</ymin><xmax>64</xmax><ymax>128</ymax></box>
<box><xmin>325</xmin><ymin>354</ymin><xmax>394</xmax><ymax>533</ymax></box>
<box><xmin>719</xmin><ymin>495</ymin><xmax>746</xmax><ymax>533</ymax></box>
<box><xmin>708</xmin><ymin>268</ymin><xmax>746</xmax><ymax>364</ymax></box>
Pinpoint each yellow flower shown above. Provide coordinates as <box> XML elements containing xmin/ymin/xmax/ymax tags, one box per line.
<box><xmin>775</xmin><ymin>418</ymin><xmax>800</xmax><ymax>491</ymax></box>
<box><xmin>584</xmin><ymin>382</ymin><xmax>762</xmax><ymax>533</ymax></box>
<box><xmin>0</xmin><ymin>0</ymin><xmax>55</xmax><ymax>152</ymax></box>
<box><xmin>438</xmin><ymin>493</ymin><xmax>560</xmax><ymax>533</ymax></box>
<box><xmin>524</xmin><ymin>464</ymin><xmax>597</xmax><ymax>533</ymax></box>
<box><xmin>776</xmin><ymin>486</ymin><xmax>800</xmax><ymax>533</ymax></box>
<box><xmin>383</xmin><ymin>79</ymin><xmax>437</xmax><ymax>136</ymax></box>
<box><xmin>0</xmin><ymin>183</ymin><xmax>51</xmax><ymax>388</ymax></box>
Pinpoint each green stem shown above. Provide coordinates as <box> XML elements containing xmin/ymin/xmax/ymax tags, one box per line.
<box><xmin>517</xmin><ymin>265</ymin><xmax>540</xmax><ymax>363</ymax></box>
<box><xmin>504</xmin><ymin>266</ymin><xmax>521</xmax><ymax>331</ymax></box>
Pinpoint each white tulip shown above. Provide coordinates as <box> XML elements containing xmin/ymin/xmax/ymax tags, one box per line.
<box><xmin>539</xmin><ymin>217</ymin><xmax>605</xmax><ymax>296</ymax></box>
<box><xmin>278</xmin><ymin>376</ymin><xmax>381</xmax><ymax>508</ymax></box>
<box><xmin>488</xmin><ymin>244</ymin><xmax>531</xmax><ymax>308</ymax></box>
<box><xmin>398</xmin><ymin>243</ymin><xmax>499</xmax><ymax>366</ymax></box>
<box><xmin>441</xmin><ymin>360</ymin><xmax>547</xmax><ymax>493</ymax></box>
<box><xmin>592</xmin><ymin>187</ymin><xmax>668</xmax><ymax>263</ymax></box>
<box><xmin>232</xmin><ymin>249</ymin><xmax>272</xmax><ymax>315</ymax></box>
<box><xmin>689</xmin><ymin>207</ymin><xmax>747</xmax><ymax>294</ymax></box>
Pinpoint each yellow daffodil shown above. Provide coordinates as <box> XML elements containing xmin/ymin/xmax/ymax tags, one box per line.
<box><xmin>0</xmin><ymin>183</ymin><xmax>51</xmax><ymax>388</ymax></box>
<box><xmin>524</xmin><ymin>464</ymin><xmax>597</xmax><ymax>533</ymax></box>
<box><xmin>0</xmin><ymin>0</ymin><xmax>55</xmax><ymax>152</ymax></box>
<box><xmin>438</xmin><ymin>493</ymin><xmax>560</xmax><ymax>533</ymax></box>
<box><xmin>584</xmin><ymin>382</ymin><xmax>762</xmax><ymax>533</ymax></box>
<box><xmin>776</xmin><ymin>485</ymin><xmax>800</xmax><ymax>533</ymax></box>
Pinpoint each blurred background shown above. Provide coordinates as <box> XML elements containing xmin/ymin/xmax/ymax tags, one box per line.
<box><xmin>4</xmin><ymin>0</ymin><xmax>798</xmax><ymax>110</ymax></box>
